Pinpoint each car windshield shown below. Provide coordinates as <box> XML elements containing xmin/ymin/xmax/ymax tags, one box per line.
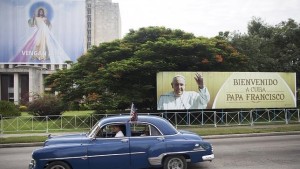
<box><xmin>87</xmin><ymin>122</ymin><xmax>100</xmax><ymax>138</ymax></box>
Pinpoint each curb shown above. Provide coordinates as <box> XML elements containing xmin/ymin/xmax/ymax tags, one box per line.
<box><xmin>1</xmin><ymin>131</ymin><xmax>300</xmax><ymax>148</ymax></box>
<box><xmin>0</xmin><ymin>142</ymin><xmax>44</xmax><ymax>148</ymax></box>
<box><xmin>203</xmin><ymin>131</ymin><xmax>300</xmax><ymax>139</ymax></box>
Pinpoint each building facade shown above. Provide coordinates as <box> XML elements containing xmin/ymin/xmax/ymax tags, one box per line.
<box><xmin>0</xmin><ymin>0</ymin><xmax>121</xmax><ymax>104</ymax></box>
<box><xmin>87</xmin><ymin>0</ymin><xmax>121</xmax><ymax>49</ymax></box>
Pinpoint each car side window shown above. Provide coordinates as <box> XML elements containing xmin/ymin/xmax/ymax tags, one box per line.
<box><xmin>96</xmin><ymin>123</ymin><xmax>126</xmax><ymax>138</ymax></box>
<box><xmin>149</xmin><ymin>125</ymin><xmax>161</xmax><ymax>136</ymax></box>
<box><xmin>130</xmin><ymin>123</ymin><xmax>161</xmax><ymax>137</ymax></box>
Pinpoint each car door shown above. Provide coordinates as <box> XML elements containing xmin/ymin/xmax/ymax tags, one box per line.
<box><xmin>129</xmin><ymin>122</ymin><xmax>166</xmax><ymax>169</ymax></box>
<box><xmin>87</xmin><ymin>123</ymin><xmax>130</xmax><ymax>169</ymax></box>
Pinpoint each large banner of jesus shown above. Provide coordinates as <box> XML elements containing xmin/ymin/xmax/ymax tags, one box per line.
<box><xmin>0</xmin><ymin>0</ymin><xmax>85</xmax><ymax>64</ymax></box>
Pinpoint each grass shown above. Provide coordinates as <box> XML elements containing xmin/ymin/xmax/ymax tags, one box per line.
<box><xmin>1</xmin><ymin>111</ymin><xmax>98</xmax><ymax>134</ymax></box>
<box><xmin>178</xmin><ymin>123</ymin><xmax>300</xmax><ymax>136</ymax></box>
<box><xmin>0</xmin><ymin>136</ymin><xmax>48</xmax><ymax>144</ymax></box>
<box><xmin>21</xmin><ymin>110</ymin><xmax>94</xmax><ymax>116</ymax></box>
<box><xmin>62</xmin><ymin>110</ymin><xmax>94</xmax><ymax>116</ymax></box>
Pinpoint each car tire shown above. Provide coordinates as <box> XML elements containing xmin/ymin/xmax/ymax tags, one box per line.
<box><xmin>46</xmin><ymin>161</ymin><xmax>71</xmax><ymax>169</ymax></box>
<box><xmin>163</xmin><ymin>155</ymin><xmax>187</xmax><ymax>169</ymax></box>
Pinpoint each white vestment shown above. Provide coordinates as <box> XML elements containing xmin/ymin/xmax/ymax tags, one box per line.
<box><xmin>115</xmin><ymin>130</ymin><xmax>124</xmax><ymax>137</ymax></box>
<box><xmin>158</xmin><ymin>87</ymin><xmax>210</xmax><ymax>110</ymax></box>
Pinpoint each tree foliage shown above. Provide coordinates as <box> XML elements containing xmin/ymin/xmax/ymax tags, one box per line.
<box><xmin>230</xmin><ymin>18</ymin><xmax>300</xmax><ymax>73</ymax></box>
<box><xmin>230</xmin><ymin>18</ymin><xmax>300</xmax><ymax>107</ymax></box>
<box><xmin>44</xmin><ymin>27</ymin><xmax>248</xmax><ymax>111</ymax></box>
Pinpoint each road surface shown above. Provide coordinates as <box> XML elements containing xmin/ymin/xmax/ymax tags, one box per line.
<box><xmin>0</xmin><ymin>134</ymin><xmax>299</xmax><ymax>169</ymax></box>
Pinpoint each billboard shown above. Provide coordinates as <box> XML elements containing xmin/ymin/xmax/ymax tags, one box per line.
<box><xmin>157</xmin><ymin>72</ymin><xmax>297</xmax><ymax>110</ymax></box>
<box><xmin>0</xmin><ymin>0</ymin><xmax>85</xmax><ymax>64</ymax></box>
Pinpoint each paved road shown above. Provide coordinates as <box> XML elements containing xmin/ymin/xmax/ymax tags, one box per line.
<box><xmin>0</xmin><ymin>134</ymin><xmax>299</xmax><ymax>169</ymax></box>
<box><xmin>0</xmin><ymin>146</ymin><xmax>36</xmax><ymax>169</ymax></box>
<box><xmin>189</xmin><ymin>134</ymin><xmax>300</xmax><ymax>169</ymax></box>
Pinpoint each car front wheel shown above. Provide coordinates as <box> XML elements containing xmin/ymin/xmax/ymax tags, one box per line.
<box><xmin>163</xmin><ymin>155</ymin><xmax>187</xmax><ymax>169</ymax></box>
<box><xmin>46</xmin><ymin>161</ymin><xmax>71</xmax><ymax>169</ymax></box>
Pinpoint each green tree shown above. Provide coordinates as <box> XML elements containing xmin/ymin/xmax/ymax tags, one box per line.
<box><xmin>230</xmin><ymin>18</ymin><xmax>300</xmax><ymax>98</ymax></box>
<box><xmin>231</xmin><ymin>18</ymin><xmax>300</xmax><ymax>73</ymax></box>
<box><xmin>45</xmin><ymin>26</ymin><xmax>247</xmax><ymax>111</ymax></box>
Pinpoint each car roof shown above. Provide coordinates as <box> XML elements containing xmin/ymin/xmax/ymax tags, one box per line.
<box><xmin>98</xmin><ymin>115</ymin><xmax>178</xmax><ymax>135</ymax></box>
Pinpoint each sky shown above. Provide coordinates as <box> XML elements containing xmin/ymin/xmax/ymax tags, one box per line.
<box><xmin>112</xmin><ymin>0</ymin><xmax>300</xmax><ymax>38</ymax></box>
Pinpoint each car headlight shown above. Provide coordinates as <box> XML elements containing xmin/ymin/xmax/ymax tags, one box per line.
<box><xmin>194</xmin><ymin>142</ymin><xmax>212</xmax><ymax>151</ymax></box>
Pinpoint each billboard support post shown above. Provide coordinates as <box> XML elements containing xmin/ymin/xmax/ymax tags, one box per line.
<box><xmin>285</xmin><ymin>109</ymin><xmax>288</xmax><ymax>124</ymax></box>
<box><xmin>214</xmin><ymin>111</ymin><xmax>217</xmax><ymax>128</ymax></box>
<box><xmin>250</xmin><ymin>110</ymin><xmax>254</xmax><ymax>126</ymax></box>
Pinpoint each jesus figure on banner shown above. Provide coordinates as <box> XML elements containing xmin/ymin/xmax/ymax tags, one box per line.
<box><xmin>11</xmin><ymin>7</ymin><xmax>70</xmax><ymax>63</ymax></box>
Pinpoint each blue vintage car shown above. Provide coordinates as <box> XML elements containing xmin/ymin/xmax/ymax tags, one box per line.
<box><xmin>29</xmin><ymin>115</ymin><xmax>214</xmax><ymax>169</ymax></box>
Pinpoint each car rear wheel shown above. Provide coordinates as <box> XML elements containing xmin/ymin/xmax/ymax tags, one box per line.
<box><xmin>46</xmin><ymin>161</ymin><xmax>71</xmax><ymax>169</ymax></box>
<box><xmin>163</xmin><ymin>155</ymin><xmax>187</xmax><ymax>169</ymax></box>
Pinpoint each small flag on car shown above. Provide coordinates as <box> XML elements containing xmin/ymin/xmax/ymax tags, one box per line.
<box><xmin>130</xmin><ymin>103</ymin><xmax>138</xmax><ymax>121</ymax></box>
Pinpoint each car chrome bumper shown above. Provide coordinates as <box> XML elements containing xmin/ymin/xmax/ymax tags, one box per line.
<box><xmin>28</xmin><ymin>159</ymin><xmax>35</xmax><ymax>169</ymax></box>
<box><xmin>28</xmin><ymin>164</ymin><xmax>34</xmax><ymax>169</ymax></box>
<box><xmin>202</xmin><ymin>154</ymin><xmax>214</xmax><ymax>161</ymax></box>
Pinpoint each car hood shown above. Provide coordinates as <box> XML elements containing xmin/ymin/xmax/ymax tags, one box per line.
<box><xmin>178</xmin><ymin>130</ymin><xmax>203</xmax><ymax>140</ymax></box>
<box><xmin>178</xmin><ymin>129</ymin><xmax>197</xmax><ymax>134</ymax></box>
<box><xmin>44</xmin><ymin>133</ymin><xmax>89</xmax><ymax>146</ymax></box>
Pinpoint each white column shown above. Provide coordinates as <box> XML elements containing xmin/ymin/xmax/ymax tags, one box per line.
<box><xmin>40</xmin><ymin>72</ymin><xmax>44</xmax><ymax>95</ymax></box>
<box><xmin>28</xmin><ymin>67</ymin><xmax>34</xmax><ymax>102</ymax></box>
<box><xmin>28</xmin><ymin>67</ymin><xmax>41</xmax><ymax>101</ymax></box>
<box><xmin>13</xmin><ymin>73</ymin><xmax>19</xmax><ymax>105</ymax></box>
<box><xmin>51</xmin><ymin>64</ymin><xmax>55</xmax><ymax>71</ymax></box>
<box><xmin>42</xmin><ymin>64</ymin><xmax>47</xmax><ymax>70</ymax></box>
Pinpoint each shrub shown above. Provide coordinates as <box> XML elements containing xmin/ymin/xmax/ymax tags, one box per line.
<box><xmin>27</xmin><ymin>95</ymin><xmax>66</xmax><ymax>116</ymax></box>
<box><xmin>19</xmin><ymin>105</ymin><xmax>28</xmax><ymax>111</ymax></box>
<box><xmin>0</xmin><ymin>100</ymin><xmax>21</xmax><ymax>117</ymax></box>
